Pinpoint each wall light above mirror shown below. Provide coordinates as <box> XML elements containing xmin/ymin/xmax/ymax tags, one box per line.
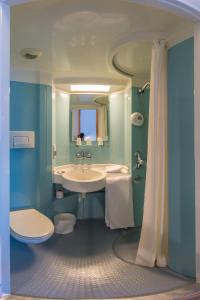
<box><xmin>70</xmin><ymin>84</ymin><xmax>111</xmax><ymax>93</ymax></box>
<box><xmin>70</xmin><ymin>94</ymin><xmax>109</xmax><ymax>144</ymax></box>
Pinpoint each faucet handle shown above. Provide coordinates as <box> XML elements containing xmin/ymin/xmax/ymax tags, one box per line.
<box><xmin>134</xmin><ymin>151</ymin><xmax>145</xmax><ymax>169</ymax></box>
<box><xmin>86</xmin><ymin>152</ymin><xmax>92</xmax><ymax>159</ymax></box>
<box><xmin>76</xmin><ymin>152</ymin><xmax>82</xmax><ymax>159</ymax></box>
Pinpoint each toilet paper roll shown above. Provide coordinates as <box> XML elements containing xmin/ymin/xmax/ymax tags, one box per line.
<box><xmin>56</xmin><ymin>190</ymin><xmax>64</xmax><ymax>199</ymax></box>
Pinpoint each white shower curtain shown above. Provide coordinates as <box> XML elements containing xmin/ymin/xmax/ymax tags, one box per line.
<box><xmin>135</xmin><ymin>40</ymin><xmax>168</xmax><ymax>268</ymax></box>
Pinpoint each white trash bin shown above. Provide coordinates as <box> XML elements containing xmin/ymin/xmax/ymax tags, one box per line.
<box><xmin>54</xmin><ymin>213</ymin><xmax>76</xmax><ymax>234</ymax></box>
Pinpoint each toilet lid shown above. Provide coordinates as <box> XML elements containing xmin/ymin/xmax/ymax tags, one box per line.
<box><xmin>10</xmin><ymin>209</ymin><xmax>54</xmax><ymax>238</ymax></box>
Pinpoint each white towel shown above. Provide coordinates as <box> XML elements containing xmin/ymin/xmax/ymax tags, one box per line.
<box><xmin>105</xmin><ymin>174</ymin><xmax>134</xmax><ymax>229</ymax></box>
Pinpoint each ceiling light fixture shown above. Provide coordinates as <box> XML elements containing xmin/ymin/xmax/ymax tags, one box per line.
<box><xmin>70</xmin><ymin>85</ymin><xmax>111</xmax><ymax>93</ymax></box>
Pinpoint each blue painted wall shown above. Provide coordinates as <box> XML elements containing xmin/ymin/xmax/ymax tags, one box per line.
<box><xmin>168</xmin><ymin>37</ymin><xmax>195</xmax><ymax>278</ymax></box>
<box><xmin>132</xmin><ymin>87</ymin><xmax>149</xmax><ymax>226</ymax></box>
<box><xmin>10</xmin><ymin>81</ymin><xmax>53</xmax><ymax>217</ymax></box>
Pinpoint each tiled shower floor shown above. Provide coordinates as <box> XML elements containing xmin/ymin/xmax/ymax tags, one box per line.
<box><xmin>11</xmin><ymin>220</ymin><xmax>191</xmax><ymax>299</ymax></box>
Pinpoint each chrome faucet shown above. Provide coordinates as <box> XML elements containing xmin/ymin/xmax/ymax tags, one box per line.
<box><xmin>75</xmin><ymin>151</ymin><xmax>92</xmax><ymax>160</ymax></box>
<box><xmin>135</xmin><ymin>151</ymin><xmax>145</xmax><ymax>169</ymax></box>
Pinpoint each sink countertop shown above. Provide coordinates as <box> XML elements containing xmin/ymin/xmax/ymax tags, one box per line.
<box><xmin>53</xmin><ymin>164</ymin><xmax>129</xmax><ymax>184</ymax></box>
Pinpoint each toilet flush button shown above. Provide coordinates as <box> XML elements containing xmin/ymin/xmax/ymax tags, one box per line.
<box><xmin>10</xmin><ymin>131</ymin><xmax>35</xmax><ymax>149</ymax></box>
<box><xmin>14</xmin><ymin>136</ymin><xmax>29</xmax><ymax>146</ymax></box>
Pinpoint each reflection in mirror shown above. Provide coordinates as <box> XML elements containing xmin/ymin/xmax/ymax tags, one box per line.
<box><xmin>71</xmin><ymin>94</ymin><xmax>109</xmax><ymax>142</ymax></box>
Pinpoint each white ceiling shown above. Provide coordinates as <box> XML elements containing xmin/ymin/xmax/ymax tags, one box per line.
<box><xmin>11</xmin><ymin>0</ymin><xmax>193</xmax><ymax>89</ymax></box>
<box><xmin>113</xmin><ymin>41</ymin><xmax>152</xmax><ymax>81</ymax></box>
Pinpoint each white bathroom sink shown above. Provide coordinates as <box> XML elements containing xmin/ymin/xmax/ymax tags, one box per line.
<box><xmin>53</xmin><ymin>164</ymin><xmax>129</xmax><ymax>185</ymax></box>
<box><xmin>61</xmin><ymin>168</ymin><xmax>106</xmax><ymax>193</ymax></box>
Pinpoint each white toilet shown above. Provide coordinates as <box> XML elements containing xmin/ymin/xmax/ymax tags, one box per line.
<box><xmin>10</xmin><ymin>209</ymin><xmax>54</xmax><ymax>244</ymax></box>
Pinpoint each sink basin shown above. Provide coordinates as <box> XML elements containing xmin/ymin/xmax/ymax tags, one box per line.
<box><xmin>62</xmin><ymin>168</ymin><xmax>106</xmax><ymax>193</ymax></box>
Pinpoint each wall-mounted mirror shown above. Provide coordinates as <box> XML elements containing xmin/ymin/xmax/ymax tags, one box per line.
<box><xmin>70</xmin><ymin>94</ymin><xmax>109</xmax><ymax>142</ymax></box>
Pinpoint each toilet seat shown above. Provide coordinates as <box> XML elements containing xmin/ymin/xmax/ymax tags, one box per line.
<box><xmin>10</xmin><ymin>209</ymin><xmax>54</xmax><ymax>244</ymax></box>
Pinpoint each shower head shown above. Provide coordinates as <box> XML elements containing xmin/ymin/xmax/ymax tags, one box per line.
<box><xmin>138</xmin><ymin>82</ymin><xmax>150</xmax><ymax>94</ymax></box>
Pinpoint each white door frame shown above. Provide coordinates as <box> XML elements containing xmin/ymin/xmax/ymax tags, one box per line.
<box><xmin>0</xmin><ymin>0</ymin><xmax>200</xmax><ymax>295</ymax></box>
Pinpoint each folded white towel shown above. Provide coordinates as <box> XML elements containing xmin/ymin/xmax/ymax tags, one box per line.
<box><xmin>105</xmin><ymin>166</ymin><xmax>122</xmax><ymax>173</ymax></box>
<box><xmin>105</xmin><ymin>174</ymin><xmax>134</xmax><ymax>229</ymax></box>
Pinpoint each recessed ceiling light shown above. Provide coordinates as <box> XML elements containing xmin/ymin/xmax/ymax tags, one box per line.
<box><xmin>70</xmin><ymin>85</ymin><xmax>111</xmax><ymax>93</ymax></box>
<box><xmin>20</xmin><ymin>48</ymin><xmax>42</xmax><ymax>60</ymax></box>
